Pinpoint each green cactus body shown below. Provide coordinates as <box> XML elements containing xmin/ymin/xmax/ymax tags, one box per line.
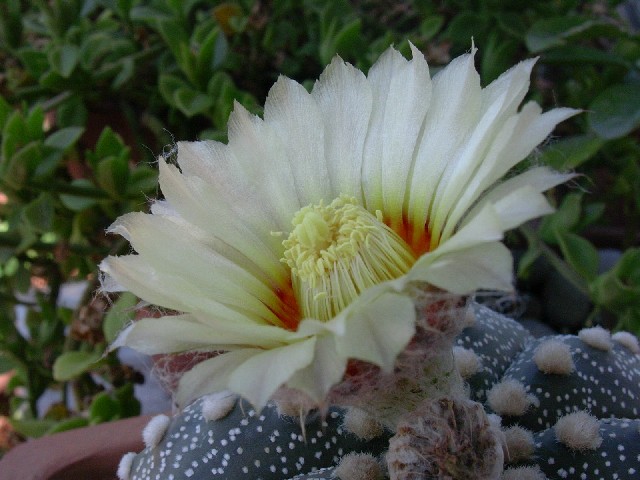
<box><xmin>123</xmin><ymin>396</ymin><xmax>390</xmax><ymax>480</ymax></box>
<box><xmin>120</xmin><ymin>303</ymin><xmax>640</xmax><ymax>479</ymax></box>
<box><xmin>526</xmin><ymin>416</ymin><xmax>640</xmax><ymax>479</ymax></box>
<box><xmin>486</xmin><ymin>332</ymin><xmax>640</xmax><ymax>431</ymax></box>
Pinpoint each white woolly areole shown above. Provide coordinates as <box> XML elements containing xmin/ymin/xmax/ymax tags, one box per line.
<box><xmin>342</xmin><ymin>407</ymin><xmax>384</xmax><ymax>440</ymax></box>
<box><xmin>504</xmin><ymin>426</ymin><xmax>535</xmax><ymax>463</ymax></box>
<box><xmin>334</xmin><ymin>453</ymin><xmax>384</xmax><ymax>480</ymax></box>
<box><xmin>533</xmin><ymin>339</ymin><xmax>574</xmax><ymax>375</ymax></box>
<box><xmin>142</xmin><ymin>414</ymin><xmax>170</xmax><ymax>449</ymax></box>
<box><xmin>501</xmin><ymin>465</ymin><xmax>548</xmax><ymax>480</ymax></box>
<box><xmin>487</xmin><ymin>413</ymin><xmax>502</xmax><ymax>429</ymax></box>
<box><xmin>453</xmin><ymin>345</ymin><xmax>482</xmax><ymax>379</ymax></box>
<box><xmin>487</xmin><ymin>379</ymin><xmax>538</xmax><ymax>416</ymax></box>
<box><xmin>462</xmin><ymin>307</ymin><xmax>477</xmax><ymax>328</ymax></box>
<box><xmin>578</xmin><ymin>326</ymin><xmax>612</xmax><ymax>351</ymax></box>
<box><xmin>201</xmin><ymin>390</ymin><xmax>237</xmax><ymax>421</ymax></box>
<box><xmin>612</xmin><ymin>331</ymin><xmax>640</xmax><ymax>353</ymax></box>
<box><xmin>554</xmin><ymin>411</ymin><xmax>602</xmax><ymax>451</ymax></box>
<box><xmin>117</xmin><ymin>452</ymin><xmax>136</xmax><ymax>480</ymax></box>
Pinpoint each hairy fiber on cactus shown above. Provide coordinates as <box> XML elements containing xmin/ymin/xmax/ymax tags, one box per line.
<box><xmin>100</xmin><ymin>43</ymin><xmax>577</xmax><ymax>411</ymax></box>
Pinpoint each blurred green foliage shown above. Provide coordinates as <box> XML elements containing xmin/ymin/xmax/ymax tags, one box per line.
<box><xmin>0</xmin><ymin>0</ymin><xmax>639</xmax><ymax>449</ymax></box>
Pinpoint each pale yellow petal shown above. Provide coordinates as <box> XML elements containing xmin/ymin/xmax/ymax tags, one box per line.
<box><xmin>158</xmin><ymin>159</ymin><xmax>288</xmax><ymax>285</ymax></box>
<box><xmin>113</xmin><ymin>314</ymin><xmax>294</xmax><ymax>355</ymax></box>
<box><xmin>227</xmin><ymin>338</ymin><xmax>317</xmax><ymax>409</ymax></box>
<box><xmin>108</xmin><ymin>212</ymin><xmax>289</xmax><ymax>325</ymax></box>
<box><xmin>407</xmin><ymin>48</ymin><xmax>481</xmax><ymax>247</ymax></box>
<box><xmin>362</xmin><ymin>44</ymin><xmax>431</xmax><ymax>222</ymax></box>
<box><xmin>285</xmin><ymin>334</ymin><xmax>347</xmax><ymax>402</ymax></box>
<box><xmin>264</xmin><ymin>76</ymin><xmax>331</xmax><ymax>205</ymax></box>
<box><xmin>336</xmin><ymin>291</ymin><xmax>416</xmax><ymax>372</ymax></box>
<box><xmin>176</xmin><ymin>349</ymin><xmax>262</xmax><ymax>408</ymax></box>
<box><xmin>410</xmin><ymin>241</ymin><xmax>513</xmax><ymax>294</ymax></box>
<box><xmin>311</xmin><ymin>56</ymin><xmax>373</xmax><ymax>199</ymax></box>
<box><xmin>226</xmin><ymin>102</ymin><xmax>302</xmax><ymax>230</ymax></box>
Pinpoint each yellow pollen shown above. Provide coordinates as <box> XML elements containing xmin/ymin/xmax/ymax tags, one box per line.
<box><xmin>282</xmin><ymin>195</ymin><xmax>416</xmax><ymax>322</ymax></box>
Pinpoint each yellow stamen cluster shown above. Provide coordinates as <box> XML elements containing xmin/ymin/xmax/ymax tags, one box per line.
<box><xmin>282</xmin><ymin>195</ymin><xmax>416</xmax><ymax>322</ymax></box>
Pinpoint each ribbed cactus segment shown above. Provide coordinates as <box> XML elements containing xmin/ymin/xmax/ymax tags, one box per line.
<box><xmin>491</xmin><ymin>334</ymin><xmax>640</xmax><ymax>431</ymax></box>
<box><xmin>128</xmin><ymin>396</ymin><xmax>390</xmax><ymax>480</ymax></box>
<box><xmin>455</xmin><ymin>303</ymin><xmax>532</xmax><ymax>401</ymax></box>
<box><xmin>529</xmin><ymin>417</ymin><xmax>640</xmax><ymax>479</ymax></box>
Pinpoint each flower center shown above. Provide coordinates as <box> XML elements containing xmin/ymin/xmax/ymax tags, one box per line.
<box><xmin>282</xmin><ymin>195</ymin><xmax>416</xmax><ymax>322</ymax></box>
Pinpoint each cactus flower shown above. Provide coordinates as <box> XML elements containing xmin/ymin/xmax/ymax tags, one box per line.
<box><xmin>100</xmin><ymin>44</ymin><xmax>577</xmax><ymax>410</ymax></box>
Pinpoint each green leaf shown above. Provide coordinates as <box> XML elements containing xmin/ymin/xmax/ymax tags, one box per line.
<box><xmin>557</xmin><ymin>232</ymin><xmax>599</xmax><ymax>281</ymax></box>
<box><xmin>89</xmin><ymin>391</ymin><xmax>121</xmax><ymax>423</ymax></box>
<box><xmin>591</xmin><ymin>248</ymin><xmax>640</xmax><ymax>312</ymax></box>
<box><xmin>25</xmin><ymin>107</ymin><xmax>45</xmax><ymax>142</ymax></box>
<box><xmin>22</xmin><ymin>193</ymin><xmax>55</xmax><ymax>232</ymax></box>
<box><xmin>173</xmin><ymin>87</ymin><xmax>214</xmax><ymax>117</ymax></box>
<box><xmin>0</xmin><ymin>96</ymin><xmax>12</xmax><ymax>131</ymax></box>
<box><xmin>541</xmin><ymin>45</ymin><xmax>630</xmax><ymax>68</ymax></box>
<box><xmin>126</xmin><ymin>166</ymin><xmax>158</xmax><ymax>195</ymax></box>
<box><xmin>45</xmin><ymin>416</ymin><xmax>89</xmax><ymax>434</ymax></box>
<box><xmin>93</xmin><ymin>127</ymin><xmax>127</xmax><ymax>160</ymax></box>
<box><xmin>52</xmin><ymin>350</ymin><xmax>102</xmax><ymax>381</ymax></box>
<box><xmin>420</xmin><ymin>15</ymin><xmax>444</xmax><ymax>40</ymax></box>
<box><xmin>538</xmin><ymin>134</ymin><xmax>604</xmax><ymax>170</ymax></box>
<box><xmin>445</xmin><ymin>12</ymin><xmax>487</xmax><ymax>45</ymax></box>
<box><xmin>588</xmin><ymin>83</ymin><xmax>640</xmax><ymax>139</ymax></box>
<box><xmin>103</xmin><ymin>292</ymin><xmax>137</xmax><ymax>344</ymax></box>
<box><xmin>44</xmin><ymin>126</ymin><xmax>85</xmax><ymax>150</ymax></box>
<box><xmin>48</xmin><ymin>44</ymin><xmax>80</xmax><ymax>78</ymax></box>
<box><xmin>10</xmin><ymin>418</ymin><xmax>58</xmax><ymax>439</ymax></box>
<box><xmin>114</xmin><ymin>382</ymin><xmax>141</xmax><ymax>418</ymax></box>
<box><xmin>481</xmin><ymin>33</ymin><xmax>518</xmax><ymax>85</ymax></box>
<box><xmin>112</xmin><ymin>56</ymin><xmax>135</xmax><ymax>89</ymax></box>
<box><xmin>96</xmin><ymin>155</ymin><xmax>129</xmax><ymax>197</ymax></box>
<box><xmin>539</xmin><ymin>193</ymin><xmax>583</xmax><ymax>243</ymax></box>
<box><xmin>59</xmin><ymin>179</ymin><xmax>99</xmax><ymax>211</ymax></box>
<box><xmin>516</xmin><ymin>242</ymin><xmax>541</xmax><ymax>280</ymax></box>
<box><xmin>526</xmin><ymin>16</ymin><xmax>623</xmax><ymax>53</ymax></box>
<box><xmin>17</xmin><ymin>49</ymin><xmax>49</xmax><ymax>78</ymax></box>
<box><xmin>3</xmin><ymin>141</ymin><xmax>41</xmax><ymax>188</ymax></box>
<box><xmin>333</xmin><ymin>18</ymin><xmax>363</xmax><ymax>59</ymax></box>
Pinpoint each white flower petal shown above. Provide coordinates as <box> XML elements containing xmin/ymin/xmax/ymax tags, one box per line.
<box><xmin>362</xmin><ymin>44</ymin><xmax>431</xmax><ymax>221</ymax></box>
<box><xmin>491</xmin><ymin>185</ymin><xmax>554</xmax><ymax>231</ymax></box>
<box><xmin>463</xmin><ymin>166</ymin><xmax>575</xmax><ymax>225</ymax></box>
<box><xmin>158</xmin><ymin>159</ymin><xmax>288</xmax><ymax>284</ymax></box>
<box><xmin>411</xmin><ymin>241</ymin><xmax>514</xmax><ymax>293</ymax></box>
<box><xmin>286</xmin><ymin>334</ymin><xmax>347</xmax><ymax>402</ymax></box>
<box><xmin>175</xmin><ymin>140</ymin><xmax>290</xmax><ymax>234</ymax></box>
<box><xmin>176</xmin><ymin>349</ymin><xmax>263</xmax><ymax>408</ymax></box>
<box><xmin>337</xmin><ymin>291</ymin><xmax>416</xmax><ymax>372</ymax></box>
<box><xmin>407</xmin><ymin>48</ymin><xmax>481</xmax><ymax>247</ymax></box>
<box><xmin>441</xmin><ymin>103</ymin><xmax>579</xmax><ymax>239</ymax></box>
<box><xmin>101</xmin><ymin>256</ymin><xmax>266</xmax><ymax>322</ymax></box>
<box><xmin>226</xmin><ymin>102</ymin><xmax>302</xmax><ymax>230</ymax></box>
<box><xmin>312</xmin><ymin>56</ymin><xmax>373</xmax><ymax>199</ymax></box>
<box><xmin>264</xmin><ymin>76</ymin><xmax>331</xmax><ymax>205</ymax></box>
<box><xmin>113</xmin><ymin>314</ymin><xmax>294</xmax><ymax>355</ymax></box>
<box><xmin>108</xmin><ymin>212</ymin><xmax>288</xmax><ymax>324</ymax></box>
<box><xmin>481</xmin><ymin>58</ymin><xmax>536</xmax><ymax>120</ymax></box>
<box><xmin>227</xmin><ymin>338</ymin><xmax>317</xmax><ymax>409</ymax></box>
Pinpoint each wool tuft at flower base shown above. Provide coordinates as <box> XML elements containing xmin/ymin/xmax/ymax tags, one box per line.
<box><xmin>100</xmin><ymin>43</ymin><xmax>578</xmax><ymax>418</ymax></box>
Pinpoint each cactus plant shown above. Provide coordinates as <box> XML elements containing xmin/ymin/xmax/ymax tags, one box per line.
<box><xmin>119</xmin><ymin>394</ymin><xmax>390</xmax><ymax>480</ymax></box>
<box><xmin>483</xmin><ymin>327</ymin><xmax>640</xmax><ymax>431</ymax></box>
<box><xmin>502</xmin><ymin>414</ymin><xmax>640</xmax><ymax>479</ymax></box>
<box><xmin>117</xmin><ymin>303</ymin><xmax>640</xmax><ymax>479</ymax></box>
